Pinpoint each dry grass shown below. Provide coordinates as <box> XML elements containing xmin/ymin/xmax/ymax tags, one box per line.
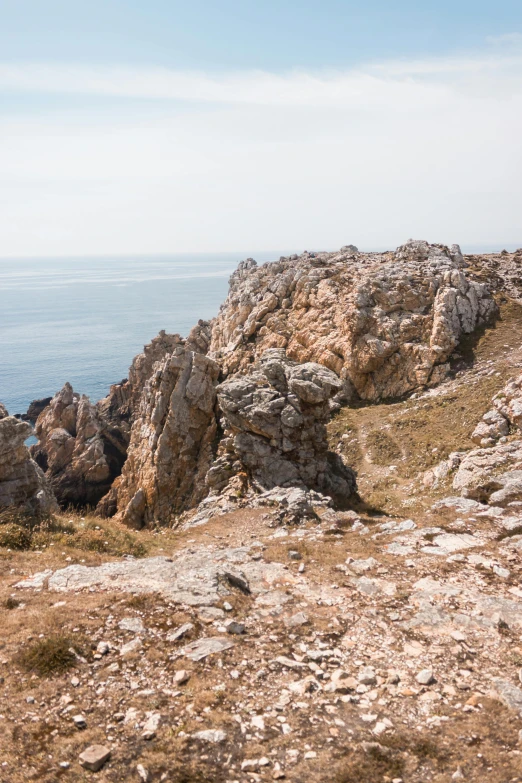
<box><xmin>15</xmin><ymin>634</ymin><xmax>81</xmax><ymax>677</ymax></box>
<box><xmin>328</xmin><ymin>298</ymin><xmax>522</xmax><ymax>515</ymax></box>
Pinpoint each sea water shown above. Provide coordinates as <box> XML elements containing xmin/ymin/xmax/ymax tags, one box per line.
<box><xmin>1</xmin><ymin>244</ymin><xmax>520</xmax><ymax>416</ymax></box>
<box><xmin>0</xmin><ymin>252</ymin><xmax>280</xmax><ymax>415</ymax></box>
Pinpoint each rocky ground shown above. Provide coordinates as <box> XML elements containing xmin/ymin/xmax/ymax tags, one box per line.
<box><xmin>3</xmin><ymin>243</ymin><xmax>522</xmax><ymax>782</ymax></box>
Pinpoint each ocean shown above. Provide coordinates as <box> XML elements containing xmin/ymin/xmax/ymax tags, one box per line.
<box><xmin>0</xmin><ymin>252</ymin><xmax>281</xmax><ymax>416</ymax></box>
<box><xmin>1</xmin><ymin>244</ymin><xmax>520</xmax><ymax>417</ymax></box>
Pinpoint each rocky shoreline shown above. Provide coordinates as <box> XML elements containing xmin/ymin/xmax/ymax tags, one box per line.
<box><xmin>3</xmin><ymin>239</ymin><xmax>522</xmax><ymax>782</ymax></box>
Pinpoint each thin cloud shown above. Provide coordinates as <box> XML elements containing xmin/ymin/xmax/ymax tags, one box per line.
<box><xmin>0</xmin><ymin>51</ymin><xmax>522</xmax><ymax>107</ymax></box>
<box><xmin>0</xmin><ymin>47</ymin><xmax>521</xmax><ymax>256</ymax></box>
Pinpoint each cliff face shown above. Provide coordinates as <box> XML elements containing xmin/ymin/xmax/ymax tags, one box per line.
<box><xmin>209</xmin><ymin>240</ymin><xmax>497</xmax><ymax>401</ymax></box>
<box><xmin>24</xmin><ymin>239</ymin><xmax>505</xmax><ymax>526</ymax></box>
<box><xmin>114</xmin><ymin>346</ymin><xmax>220</xmax><ymax>528</ymax></box>
<box><xmin>0</xmin><ymin>408</ymin><xmax>57</xmax><ymax>518</ymax></box>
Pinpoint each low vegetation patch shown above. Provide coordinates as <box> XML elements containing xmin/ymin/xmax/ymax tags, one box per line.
<box><xmin>0</xmin><ymin>509</ymin><xmax>148</xmax><ymax>557</ymax></box>
<box><xmin>15</xmin><ymin>634</ymin><xmax>81</xmax><ymax>677</ymax></box>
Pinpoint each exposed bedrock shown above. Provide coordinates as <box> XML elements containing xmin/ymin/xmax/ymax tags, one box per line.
<box><xmin>31</xmin><ymin>383</ymin><xmax>123</xmax><ymax>508</ymax></box>
<box><xmin>209</xmin><ymin>239</ymin><xmax>497</xmax><ymax>401</ymax></box>
<box><xmin>114</xmin><ymin>346</ymin><xmax>220</xmax><ymax>529</ymax></box>
<box><xmin>472</xmin><ymin>372</ymin><xmax>522</xmax><ymax>447</ymax></box>
<box><xmin>0</xmin><ymin>405</ymin><xmax>57</xmax><ymax>518</ymax></box>
<box><xmin>209</xmin><ymin>349</ymin><xmax>357</xmax><ymax>507</ymax></box>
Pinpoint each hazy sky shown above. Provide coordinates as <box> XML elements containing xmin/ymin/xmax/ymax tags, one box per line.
<box><xmin>1</xmin><ymin>0</ymin><xmax>522</xmax><ymax>256</ymax></box>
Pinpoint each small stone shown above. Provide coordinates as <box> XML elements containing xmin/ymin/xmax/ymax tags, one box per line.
<box><xmin>26</xmin><ymin>696</ymin><xmax>35</xmax><ymax>704</ymax></box>
<box><xmin>452</xmin><ymin>766</ymin><xmax>465</xmax><ymax>780</ymax></box>
<box><xmin>96</xmin><ymin>641</ymin><xmax>110</xmax><ymax>655</ymax></box>
<box><xmin>137</xmin><ymin>764</ymin><xmax>149</xmax><ymax>782</ymax></box>
<box><xmin>120</xmin><ymin>638</ymin><xmax>142</xmax><ymax>656</ymax></box>
<box><xmin>73</xmin><ymin>714</ymin><xmax>87</xmax><ymax>729</ymax></box>
<box><xmin>304</xmin><ymin>751</ymin><xmax>317</xmax><ymax>759</ymax></box>
<box><xmin>288</xmin><ymin>551</ymin><xmax>302</xmax><ymax>560</ymax></box>
<box><xmin>166</xmin><ymin>622</ymin><xmax>194</xmax><ymax>642</ymax></box>
<box><xmin>142</xmin><ymin>713</ymin><xmax>161</xmax><ymax>740</ymax></box>
<box><xmin>59</xmin><ymin>762</ymin><xmax>70</xmax><ymax>769</ymax></box>
<box><xmin>285</xmin><ymin>611</ymin><xmax>309</xmax><ymax>628</ymax></box>
<box><xmin>119</xmin><ymin>617</ymin><xmax>145</xmax><ymax>633</ymax></box>
<box><xmin>226</xmin><ymin>621</ymin><xmax>246</xmax><ymax>635</ymax></box>
<box><xmin>173</xmin><ymin>669</ymin><xmax>190</xmax><ymax>685</ymax></box>
<box><xmin>70</xmin><ymin>676</ymin><xmax>80</xmax><ymax>687</ymax></box>
<box><xmin>192</xmin><ymin>729</ymin><xmax>227</xmax><ymax>743</ymax></box>
<box><xmin>450</xmin><ymin>631</ymin><xmax>466</xmax><ymax>642</ymax></box>
<box><xmin>416</xmin><ymin>669</ymin><xmax>435</xmax><ymax>686</ymax></box>
<box><xmin>79</xmin><ymin>745</ymin><xmax>111</xmax><ymax>772</ymax></box>
<box><xmin>358</xmin><ymin>666</ymin><xmax>377</xmax><ymax>686</ymax></box>
<box><xmin>223</xmin><ymin>601</ymin><xmax>233</xmax><ymax>612</ymax></box>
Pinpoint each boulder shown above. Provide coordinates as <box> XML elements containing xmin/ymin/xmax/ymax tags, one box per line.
<box><xmin>212</xmin><ymin>350</ymin><xmax>357</xmax><ymax>507</ymax></box>
<box><xmin>0</xmin><ymin>407</ymin><xmax>57</xmax><ymax>518</ymax></box>
<box><xmin>115</xmin><ymin>346</ymin><xmax>220</xmax><ymax>529</ymax></box>
<box><xmin>452</xmin><ymin>441</ymin><xmax>522</xmax><ymax>505</ymax></box>
<box><xmin>472</xmin><ymin>373</ymin><xmax>522</xmax><ymax>446</ymax></box>
<box><xmin>210</xmin><ymin>240</ymin><xmax>497</xmax><ymax>401</ymax></box>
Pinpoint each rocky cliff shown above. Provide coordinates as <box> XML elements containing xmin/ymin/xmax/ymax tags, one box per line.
<box><xmin>6</xmin><ymin>241</ymin><xmax>522</xmax><ymax>783</ymax></box>
<box><xmin>26</xmin><ymin>240</ymin><xmax>502</xmax><ymax>527</ymax></box>
<box><xmin>114</xmin><ymin>345</ymin><xmax>220</xmax><ymax>528</ymax></box>
<box><xmin>209</xmin><ymin>239</ymin><xmax>496</xmax><ymax>400</ymax></box>
<box><xmin>0</xmin><ymin>406</ymin><xmax>57</xmax><ymax>518</ymax></box>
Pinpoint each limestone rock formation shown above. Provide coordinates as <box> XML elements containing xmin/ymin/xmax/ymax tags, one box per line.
<box><xmin>115</xmin><ymin>346</ymin><xmax>220</xmax><ymax>529</ymax></box>
<box><xmin>0</xmin><ymin>406</ymin><xmax>57</xmax><ymax>518</ymax></box>
<box><xmin>32</xmin><ymin>383</ymin><xmax>122</xmax><ymax>508</ymax></box>
<box><xmin>210</xmin><ymin>240</ymin><xmax>497</xmax><ymax>401</ymax></box>
<box><xmin>452</xmin><ymin>441</ymin><xmax>522</xmax><ymax>505</ymax></box>
<box><xmin>210</xmin><ymin>350</ymin><xmax>356</xmax><ymax>507</ymax></box>
<box><xmin>472</xmin><ymin>373</ymin><xmax>522</xmax><ymax>446</ymax></box>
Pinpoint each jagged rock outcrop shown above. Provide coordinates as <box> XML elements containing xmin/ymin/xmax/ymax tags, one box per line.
<box><xmin>15</xmin><ymin>397</ymin><xmax>52</xmax><ymax>423</ymax></box>
<box><xmin>210</xmin><ymin>350</ymin><xmax>356</xmax><ymax>507</ymax></box>
<box><xmin>32</xmin><ymin>383</ymin><xmax>123</xmax><ymax>508</ymax></box>
<box><xmin>0</xmin><ymin>405</ymin><xmax>57</xmax><ymax>518</ymax></box>
<box><xmin>472</xmin><ymin>373</ymin><xmax>522</xmax><ymax>446</ymax></box>
<box><xmin>210</xmin><ymin>240</ymin><xmax>497</xmax><ymax>401</ymax></box>
<box><xmin>114</xmin><ymin>346</ymin><xmax>220</xmax><ymax>529</ymax></box>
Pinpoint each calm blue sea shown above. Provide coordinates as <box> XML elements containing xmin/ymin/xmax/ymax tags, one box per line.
<box><xmin>1</xmin><ymin>244</ymin><xmax>520</xmax><ymax>416</ymax></box>
<box><xmin>0</xmin><ymin>252</ymin><xmax>282</xmax><ymax>415</ymax></box>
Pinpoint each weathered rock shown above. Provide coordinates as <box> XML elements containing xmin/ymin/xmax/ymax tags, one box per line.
<box><xmin>472</xmin><ymin>373</ymin><xmax>522</xmax><ymax>446</ymax></box>
<box><xmin>16</xmin><ymin>544</ymin><xmax>290</xmax><ymax>606</ymax></box>
<box><xmin>115</xmin><ymin>346</ymin><xmax>220</xmax><ymax>528</ymax></box>
<box><xmin>31</xmin><ymin>383</ymin><xmax>123</xmax><ymax>508</ymax></box>
<box><xmin>0</xmin><ymin>409</ymin><xmax>57</xmax><ymax>518</ymax></box>
<box><xmin>213</xmin><ymin>350</ymin><xmax>356</xmax><ymax>507</ymax></box>
<box><xmin>452</xmin><ymin>441</ymin><xmax>522</xmax><ymax>504</ymax></box>
<box><xmin>79</xmin><ymin>745</ymin><xmax>111</xmax><ymax>772</ymax></box>
<box><xmin>19</xmin><ymin>397</ymin><xmax>52</xmax><ymax>423</ymax></box>
<box><xmin>210</xmin><ymin>240</ymin><xmax>497</xmax><ymax>401</ymax></box>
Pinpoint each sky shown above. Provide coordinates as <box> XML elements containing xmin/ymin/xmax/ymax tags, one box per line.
<box><xmin>1</xmin><ymin>0</ymin><xmax>522</xmax><ymax>256</ymax></box>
